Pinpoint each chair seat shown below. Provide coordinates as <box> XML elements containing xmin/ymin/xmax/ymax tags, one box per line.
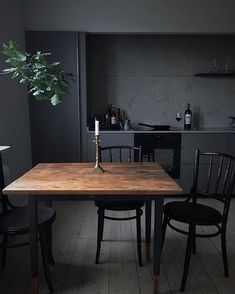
<box><xmin>164</xmin><ymin>201</ymin><xmax>222</xmax><ymax>225</ymax></box>
<box><xmin>0</xmin><ymin>205</ymin><xmax>56</xmax><ymax>234</ymax></box>
<box><xmin>95</xmin><ymin>201</ymin><xmax>145</xmax><ymax>211</ymax></box>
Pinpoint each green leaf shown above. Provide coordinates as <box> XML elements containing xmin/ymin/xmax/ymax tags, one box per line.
<box><xmin>2</xmin><ymin>40</ymin><xmax>75</xmax><ymax>106</ymax></box>
<box><xmin>19</xmin><ymin>78</ymin><xmax>27</xmax><ymax>84</ymax></box>
<box><xmin>9</xmin><ymin>40</ymin><xmax>17</xmax><ymax>49</ymax></box>
<box><xmin>18</xmin><ymin>53</ymin><xmax>27</xmax><ymax>61</ymax></box>
<box><xmin>12</xmin><ymin>72</ymin><xmax>19</xmax><ymax>78</ymax></box>
<box><xmin>28</xmin><ymin>87</ymin><xmax>36</xmax><ymax>93</ymax></box>
<box><xmin>33</xmin><ymin>90</ymin><xmax>44</xmax><ymax>96</ymax></box>
<box><xmin>2</xmin><ymin>68</ymin><xmax>16</xmax><ymax>73</ymax></box>
<box><xmin>51</xmin><ymin>94</ymin><xmax>60</xmax><ymax>106</ymax></box>
<box><xmin>34</xmin><ymin>64</ymin><xmax>46</xmax><ymax>69</ymax></box>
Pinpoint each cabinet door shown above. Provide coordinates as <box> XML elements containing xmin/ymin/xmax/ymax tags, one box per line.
<box><xmin>180</xmin><ymin>133</ymin><xmax>229</xmax><ymax>193</ymax></box>
<box><xmin>181</xmin><ymin>133</ymin><xmax>229</xmax><ymax>164</ymax></box>
<box><xmin>228</xmin><ymin>133</ymin><xmax>235</xmax><ymax>156</ymax></box>
<box><xmin>87</xmin><ymin>133</ymin><xmax>134</xmax><ymax>162</ymax></box>
<box><xmin>180</xmin><ymin>164</ymin><xmax>194</xmax><ymax>194</ymax></box>
<box><xmin>26</xmin><ymin>32</ymin><xmax>80</xmax><ymax>164</ymax></box>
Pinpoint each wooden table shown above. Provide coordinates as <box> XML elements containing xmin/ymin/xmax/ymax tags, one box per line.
<box><xmin>3</xmin><ymin>162</ymin><xmax>182</xmax><ymax>294</ymax></box>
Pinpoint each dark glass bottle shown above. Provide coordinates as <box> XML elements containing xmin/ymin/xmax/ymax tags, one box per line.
<box><xmin>111</xmin><ymin>107</ymin><xmax>117</xmax><ymax>125</ymax></box>
<box><xmin>115</xmin><ymin>108</ymin><xmax>120</xmax><ymax>124</ymax></box>
<box><xmin>184</xmin><ymin>103</ymin><xmax>192</xmax><ymax>130</ymax></box>
<box><xmin>105</xmin><ymin>103</ymin><xmax>111</xmax><ymax>127</ymax></box>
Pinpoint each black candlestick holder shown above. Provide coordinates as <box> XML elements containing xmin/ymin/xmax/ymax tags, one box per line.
<box><xmin>93</xmin><ymin>135</ymin><xmax>104</xmax><ymax>173</ymax></box>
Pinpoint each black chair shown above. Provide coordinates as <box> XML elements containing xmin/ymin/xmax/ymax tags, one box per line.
<box><xmin>95</xmin><ymin>145</ymin><xmax>144</xmax><ymax>266</ymax></box>
<box><xmin>162</xmin><ymin>149</ymin><xmax>235</xmax><ymax>292</ymax></box>
<box><xmin>0</xmin><ymin>157</ymin><xmax>56</xmax><ymax>292</ymax></box>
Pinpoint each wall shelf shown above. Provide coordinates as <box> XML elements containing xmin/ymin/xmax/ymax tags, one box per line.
<box><xmin>194</xmin><ymin>72</ymin><xmax>235</xmax><ymax>77</ymax></box>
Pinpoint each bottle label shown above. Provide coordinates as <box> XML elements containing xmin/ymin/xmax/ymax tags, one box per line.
<box><xmin>185</xmin><ymin>114</ymin><xmax>191</xmax><ymax>124</ymax></box>
<box><xmin>111</xmin><ymin>116</ymin><xmax>116</xmax><ymax>125</ymax></box>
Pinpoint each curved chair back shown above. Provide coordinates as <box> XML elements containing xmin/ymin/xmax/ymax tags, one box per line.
<box><xmin>99</xmin><ymin>145</ymin><xmax>142</xmax><ymax>163</ymax></box>
<box><xmin>0</xmin><ymin>154</ymin><xmax>8</xmax><ymax>213</ymax></box>
<box><xmin>0</xmin><ymin>154</ymin><xmax>21</xmax><ymax>213</ymax></box>
<box><xmin>191</xmin><ymin>149</ymin><xmax>235</xmax><ymax>220</ymax></box>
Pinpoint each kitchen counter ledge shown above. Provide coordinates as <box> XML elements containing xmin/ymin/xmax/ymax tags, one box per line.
<box><xmin>87</xmin><ymin>128</ymin><xmax>234</xmax><ymax>134</ymax></box>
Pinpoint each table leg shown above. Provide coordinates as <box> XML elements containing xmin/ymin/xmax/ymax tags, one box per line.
<box><xmin>29</xmin><ymin>197</ymin><xmax>39</xmax><ymax>294</ymax></box>
<box><xmin>153</xmin><ymin>198</ymin><xmax>164</xmax><ymax>294</ymax></box>
<box><xmin>145</xmin><ymin>200</ymin><xmax>152</xmax><ymax>261</ymax></box>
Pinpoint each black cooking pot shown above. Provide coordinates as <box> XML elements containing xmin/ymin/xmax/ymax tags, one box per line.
<box><xmin>138</xmin><ymin>123</ymin><xmax>170</xmax><ymax>131</ymax></box>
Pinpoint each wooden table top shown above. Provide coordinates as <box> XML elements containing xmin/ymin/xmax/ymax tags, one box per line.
<box><xmin>0</xmin><ymin>146</ymin><xmax>10</xmax><ymax>152</ymax></box>
<box><xmin>3</xmin><ymin>162</ymin><xmax>183</xmax><ymax>196</ymax></box>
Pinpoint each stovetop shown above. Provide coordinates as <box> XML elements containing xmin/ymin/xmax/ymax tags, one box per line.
<box><xmin>138</xmin><ymin>123</ymin><xmax>171</xmax><ymax>131</ymax></box>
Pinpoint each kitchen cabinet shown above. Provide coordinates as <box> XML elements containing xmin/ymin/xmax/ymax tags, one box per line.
<box><xmin>179</xmin><ymin>164</ymin><xmax>194</xmax><ymax>194</ymax></box>
<box><xmin>181</xmin><ymin>133</ymin><xmax>229</xmax><ymax>164</ymax></box>
<box><xmin>26</xmin><ymin>32</ymin><xmax>81</xmax><ymax>164</ymax></box>
<box><xmin>228</xmin><ymin>133</ymin><xmax>235</xmax><ymax>193</ymax></box>
<box><xmin>228</xmin><ymin>133</ymin><xmax>235</xmax><ymax>156</ymax></box>
<box><xmin>180</xmin><ymin>133</ymin><xmax>229</xmax><ymax>193</ymax></box>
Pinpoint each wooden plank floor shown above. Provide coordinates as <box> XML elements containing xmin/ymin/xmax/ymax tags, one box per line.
<box><xmin>1</xmin><ymin>199</ymin><xmax>235</xmax><ymax>293</ymax></box>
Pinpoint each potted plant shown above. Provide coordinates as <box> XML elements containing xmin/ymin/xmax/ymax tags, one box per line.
<box><xmin>1</xmin><ymin>41</ymin><xmax>74</xmax><ymax>106</ymax></box>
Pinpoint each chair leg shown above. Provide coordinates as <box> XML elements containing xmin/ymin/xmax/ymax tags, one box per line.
<box><xmin>152</xmin><ymin>151</ymin><xmax>155</xmax><ymax>162</ymax></box>
<box><xmin>39</xmin><ymin>228</ymin><xmax>54</xmax><ymax>293</ymax></box>
<box><xmin>145</xmin><ymin>200</ymin><xmax>152</xmax><ymax>243</ymax></box>
<box><xmin>45</xmin><ymin>224</ymin><xmax>55</xmax><ymax>265</ymax></box>
<box><xmin>161</xmin><ymin>214</ymin><xmax>168</xmax><ymax>250</ymax></box>
<box><xmin>145</xmin><ymin>200</ymin><xmax>152</xmax><ymax>261</ymax></box>
<box><xmin>95</xmin><ymin>208</ymin><xmax>104</xmax><ymax>264</ymax></box>
<box><xmin>136</xmin><ymin>209</ymin><xmax>142</xmax><ymax>267</ymax></box>
<box><xmin>1</xmin><ymin>234</ymin><xmax>8</xmax><ymax>269</ymax></box>
<box><xmin>221</xmin><ymin>223</ymin><xmax>229</xmax><ymax>277</ymax></box>
<box><xmin>192</xmin><ymin>225</ymin><xmax>196</xmax><ymax>255</ymax></box>
<box><xmin>148</xmin><ymin>153</ymin><xmax>150</xmax><ymax>162</ymax></box>
<box><xmin>180</xmin><ymin>224</ymin><xmax>194</xmax><ymax>292</ymax></box>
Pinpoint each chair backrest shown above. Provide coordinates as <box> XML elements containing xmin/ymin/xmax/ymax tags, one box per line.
<box><xmin>0</xmin><ymin>154</ymin><xmax>8</xmax><ymax>213</ymax></box>
<box><xmin>0</xmin><ymin>154</ymin><xmax>17</xmax><ymax>213</ymax></box>
<box><xmin>99</xmin><ymin>145</ymin><xmax>142</xmax><ymax>163</ymax></box>
<box><xmin>192</xmin><ymin>149</ymin><xmax>235</xmax><ymax>219</ymax></box>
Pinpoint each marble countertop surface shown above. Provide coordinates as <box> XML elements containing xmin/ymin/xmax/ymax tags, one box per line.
<box><xmin>87</xmin><ymin>127</ymin><xmax>234</xmax><ymax>134</ymax></box>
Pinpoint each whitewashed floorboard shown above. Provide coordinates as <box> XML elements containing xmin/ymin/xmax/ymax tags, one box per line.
<box><xmin>129</xmin><ymin>215</ymin><xmax>154</xmax><ymax>294</ymax></box>
<box><xmin>172</xmin><ymin>222</ymin><xmax>219</xmax><ymax>294</ymax></box>
<box><xmin>1</xmin><ymin>199</ymin><xmax>235</xmax><ymax>293</ymax></box>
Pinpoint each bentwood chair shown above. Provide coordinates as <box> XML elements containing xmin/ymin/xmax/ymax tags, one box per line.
<box><xmin>162</xmin><ymin>149</ymin><xmax>235</xmax><ymax>292</ymax></box>
<box><xmin>0</xmin><ymin>156</ymin><xmax>56</xmax><ymax>292</ymax></box>
<box><xmin>95</xmin><ymin>145</ymin><xmax>144</xmax><ymax>266</ymax></box>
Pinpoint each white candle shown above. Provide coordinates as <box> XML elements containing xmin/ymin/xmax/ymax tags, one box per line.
<box><xmin>95</xmin><ymin>119</ymin><xmax>99</xmax><ymax>136</ymax></box>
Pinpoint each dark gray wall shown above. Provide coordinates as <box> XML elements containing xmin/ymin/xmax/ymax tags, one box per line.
<box><xmin>88</xmin><ymin>35</ymin><xmax>235</xmax><ymax>129</ymax></box>
<box><xmin>0</xmin><ymin>0</ymin><xmax>32</xmax><ymax>184</ymax></box>
<box><xmin>25</xmin><ymin>0</ymin><xmax>235</xmax><ymax>33</ymax></box>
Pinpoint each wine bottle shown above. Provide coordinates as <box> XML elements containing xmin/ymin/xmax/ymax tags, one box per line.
<box><xmin>115</xmin><ymin>108</ymin><xmax>121</xmax><ymax>125</ymax></box>
<box><xmin>184</xmin><ymin>103</ymin><xmax>192</xmax><ymax>130</ymax></box>
<box><xmin>111</xmin><ymin>107</ymin><xmax>117</xmax><ymax>125</ymax></box>
<box><xmin>105</xmin><ymin>103</ymin><xmax>111</xmax><ymax>127</ymax></box>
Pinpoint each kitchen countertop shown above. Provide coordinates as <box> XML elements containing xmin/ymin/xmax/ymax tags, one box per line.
<box><xmin>87</xmin><ymin>127</ymin><xmax>235</xmax><ymax>134</ymax></box>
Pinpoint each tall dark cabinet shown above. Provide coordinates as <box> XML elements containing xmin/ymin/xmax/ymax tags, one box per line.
<box><xmin>26</xmin><ymin>32</ymin><xmax>81</xmax><ymax>164</ymax></box>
